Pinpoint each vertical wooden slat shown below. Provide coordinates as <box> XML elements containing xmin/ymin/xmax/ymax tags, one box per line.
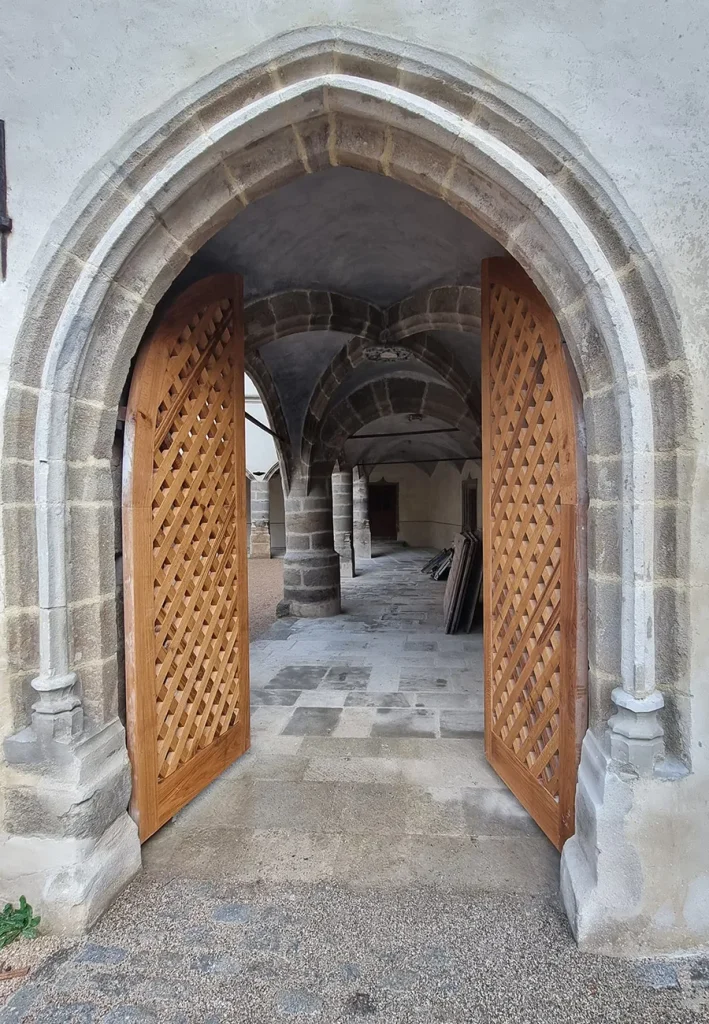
<box><xmin>482</xmin><ymin>257</ymin><xmax>587</xmax><ymax>851</ymax></box>
<box><xmin>123</xmin><ymin>274</ymin><xmax>250</xmax><ymax>842</ymax></box>
<box><xmin>230</xmin><ymin>275</ymin><xmax>251</xmax><ymax>760</ymax></box>
<box><xmin>123</xmin><ymin>337</ymin><xmax>171</xmax><ymax>842</ymax></box>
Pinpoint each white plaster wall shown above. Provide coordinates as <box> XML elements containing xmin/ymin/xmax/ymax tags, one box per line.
<box><xmin>1</xmin><ymin>8</ymin><xmax>707</xmax><ymax>665</ymax></box>
<box><xmin>369</xmin><ymin>460</ymin><xmax>481</xmax><ymax>549</ymax></box>
<box><xmin>2</xmin><ymin>8</ymin><xmax>706</xmax><ymax>673</ymax></box>
<box><xmin>245</xmin><ymin>375</ymin><xmax>278</xmax><ymax>475</ymax></box>
<box><xmin>2</xmin><ymin>2</ymin><xmax>708</xmax><ymax>348</ymax></box>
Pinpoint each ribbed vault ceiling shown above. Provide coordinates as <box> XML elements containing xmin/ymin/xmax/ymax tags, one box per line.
<box><xmin>179</xmin><ymin>166</ymin><xmax>503</xmax><ymax>467</ymax></box>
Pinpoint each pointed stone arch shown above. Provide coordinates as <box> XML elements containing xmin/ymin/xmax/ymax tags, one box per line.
<box><xmin>384</xmin><ymin>285</ymin><xmax>481</xmax><ymax>341</ymax></box>
<box><xmin>0</xmin><ymin>28</ymin><xmax>694</xmax><ymax>950</ymax></box>
<box><xmin>245</xmin><ymin>290</ymin><xmax>383</xmax><ymax>350</ymax></box>
<box><xmin>263</xmin><ymin>461</ymin><xmax>282</xmax><ymax>482</ymax></box>
<box><xmin>244</xmin><ymin>349</ymin><xmax>291</xmax><ymax>483</ymax></box>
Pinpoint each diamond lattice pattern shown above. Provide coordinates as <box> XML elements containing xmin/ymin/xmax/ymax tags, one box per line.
<box><xmin>488</xmin><ymin>283</ymin><xmax>562</xmax><ymax>800</ymax></box>
<box><xmin>150</xmin><ymin>299</ymin><xmax>242</xmax><ymax>780</ymax></box>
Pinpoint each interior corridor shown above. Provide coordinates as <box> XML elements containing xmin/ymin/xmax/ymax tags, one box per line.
<box><xmin>143</xmin><ymin>547</ymin><xmax>558</xmax><ymax>891</ymax></box>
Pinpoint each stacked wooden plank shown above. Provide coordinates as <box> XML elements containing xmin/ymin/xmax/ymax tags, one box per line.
<box><xmin>443</xmin><ymin>531</ymin><xmax>483</xmax><ymax>633</ymax></box>
<box><xmin>421</xmin><ymin>547</ymin><xmax>453</xmax><ymax>581</ymax></box>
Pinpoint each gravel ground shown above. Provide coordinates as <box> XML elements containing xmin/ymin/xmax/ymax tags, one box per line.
<box><xmin>0</xmin><ymin>933</ymin><xmax>63</xmax><ymax>1008</ymax></box>
<box><xmin>1</xmin><ymin>881</ymin><xmax>707</xmax><ymax>1023</ymax></box>
<box><xmin>248</xmin><ymin>557</ymin><xmax>284</xmax><ymax>640</ymax></box>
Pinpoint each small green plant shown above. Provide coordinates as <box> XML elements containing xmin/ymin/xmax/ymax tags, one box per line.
<box><xmin>0</xmin><ymin>898</ymin><xmax>40</xmax><ymax>949</ymax></box>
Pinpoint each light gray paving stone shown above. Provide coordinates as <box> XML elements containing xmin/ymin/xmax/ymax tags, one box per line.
<box><xmin>440</xmin><ymin>709</ymin><xmax>485</xmax><ymax>737</ymax></box>
<box><xmin>282</xmin><ymin>707</ymin><xmax>343</xmax><ymax>737</ymax></box>
<box><xmin>331</xmin><ymin>707</ymin><xmax>376</xmax><ymax>738</ymax></box>
<box><xmin>296</xmin><ymin>690</ymin><xmax>348</xmax><ymax>708</ymax></box>
<box><xmin>371</xmin><ymin>708</ymin><xmax>439</xmax><ymax>739</ymax></box>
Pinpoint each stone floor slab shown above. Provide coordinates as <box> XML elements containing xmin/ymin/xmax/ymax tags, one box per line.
<box><xmin>440</xmin><ymin>709</ymin><xmax>485</xmax><ymax>738</ymax></box>
<box><xmin>265</xmin><ymin>665</ymin><xmax>328</xmax><ymax>689</ymax></box>
<box><xmin>9</xmin><ymin>546</ymin><xmax>652</xmax><ymax>1024</ymax></box>
<box><xmin>281</xmin><ymin>707</ymin><xmax>343</xmax><ymax>737</ymax></box>
<box><xmin>370</xmin><ymin>708</ymin><xmax>439</xmax><ymax>738</ymax></box>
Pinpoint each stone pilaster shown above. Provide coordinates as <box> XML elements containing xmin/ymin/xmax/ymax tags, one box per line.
<box><xmin>2</xmin><ymin>719</ymin><xmax>141</xmax><ymax>934</ymax></box>
<box><xmin>249</xmin><ymin>477</ymin><xmax>271</xmax><ymax>558</ymax></box>
<box><xmin>332</xmin><ymin>468</ymin><xmax>356</xmax><ymax>578</ymax></box>
<box><xmin>560</xmin><ymin>688</ymin><xmax>671</xmax><ymax>953</ymax></box>
<box><xmin>352</xmin><ymin>466</ymin><xmax>372</xmax><ymax>561</ymax></box>
<box><xmin>279</xmin><ymin>464</ymin><xmax>341</xmax><ymax>618</ymax></box>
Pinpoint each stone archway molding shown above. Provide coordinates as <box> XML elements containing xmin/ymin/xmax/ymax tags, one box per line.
<box><xmin>263</xmin><ymin>461</ymin><xmax>282</xmax><ymax>482</ymax></box>
<box><xmin>1</xmin><ymin>28</ymin><xmax>692</xmax><ymax>951</ymax></box>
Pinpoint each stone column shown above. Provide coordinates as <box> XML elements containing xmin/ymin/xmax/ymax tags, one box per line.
<box><xmin>279</xmin><ymin>463</ymin><xmax>341</xmax><ymax>618</ymax></box>
<box><xmin>332</xmin><ymin>468</ymin><xmax>356</xmax><ymax>578</ymax></box>
<box><xmin>352</xmin><ymin>466</ymin><xmax>372</xmax><ymax>560</ymax></box>
<box><xmin>249</xmin><ymin>477</ymin><xmax>271</xmax><ymax>558</ymax></box>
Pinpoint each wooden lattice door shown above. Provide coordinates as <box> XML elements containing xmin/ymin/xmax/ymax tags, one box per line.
<box><xmin>123</xmin><ymin>275</ymin><xmax>250</xmax><ymax>842</ymax></box>
<box><xmin>481</xmin><ymin>258</ymin><xmax>586</xmax><ymax>850</ymax></box>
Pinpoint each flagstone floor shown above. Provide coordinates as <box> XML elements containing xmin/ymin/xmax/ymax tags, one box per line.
<box><xmin>5</xmin><ymin>547</ymin><xmax>705</xmax><ymax>1023</ymax></box>
<box><xmin>143</xmin><ymin>544</ymin><xmax>558</xmax><ymax>891</ymax></box>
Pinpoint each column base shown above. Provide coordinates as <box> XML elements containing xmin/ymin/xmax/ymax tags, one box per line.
<box><xmin>0</xmin><ymin>813</ymin><xmax>141</xmax><ymax>935</ymax></box>
<box><xmin>353</xmin><ymin>527</ymin><xmax>372</xmax><ymax>560</ymax></box>
<box><xmin>561</xmin><ymin>728</ymin><xmax>707</xmax><ymax>956</ymax></box>
<box><xmin>281</xmin><ymin>594</ymin><xmax>342</xmax><ymax>617</ymax></box>
<box><xmin>281</xmin><ymin>550</ymin><xmax>341</xmax><ymax>618</ymax></box>
<box><xmin>339</xmin><ymin>556</ymin><xmax>355</xmax><ymax>578</ymax></box>
<box><xmin>1</xmin><ymin>718</ymin><xmax>142</xmax><ymax>934</ymax></box>
<box><xmin>249</xmin><ymin>525</ymin><xmax>272</xmax><ymax>558</ymax></box>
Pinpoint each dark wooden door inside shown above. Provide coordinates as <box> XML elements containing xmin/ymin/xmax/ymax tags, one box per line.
<box><xmin>462</xmin><ymin>479</ymin><xmax>478</xmax><ymax>533</ymax></box>
<box><xmin>368</xmin><ymin>482</ymin><xmax>398</xmax><ymax>540</ymax></box>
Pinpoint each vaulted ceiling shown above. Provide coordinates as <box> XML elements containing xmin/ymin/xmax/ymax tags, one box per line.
<box><xmin>174</xmin><ymin>166</ymin><xmax>506</xmax><ymax>472</ymax></box>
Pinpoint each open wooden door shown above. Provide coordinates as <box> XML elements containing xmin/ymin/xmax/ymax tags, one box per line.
<box><xmin>123</xmin><ymin>275</ymin><xmax>250</xmax><ymax>842</ymax></box>
<box><xmin>481</xmin><ymin>258</ymin><xmax>586</xmax><ymax>851</ymax></box>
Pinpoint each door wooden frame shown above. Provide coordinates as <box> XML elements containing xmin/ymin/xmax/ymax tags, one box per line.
<box><xmin>481</xmin><ymin>257</ymin><xmax>588</xmax><ymax>851</ymax></box>
<box><xmin>122</xmin><ymin>274</ymin><xmax>250</xmax><ymax>842</ymax></box>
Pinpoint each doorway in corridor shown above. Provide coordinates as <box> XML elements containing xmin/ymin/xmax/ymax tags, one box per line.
<box><xmin>368</xmin><ymin>483</ymin><xmax>398</xmax><ymax>541</ymax></box>
<box><xmin>120</xmin><ymin>167</ymin><xmax>587</xmax><ymax>870</ymax></box>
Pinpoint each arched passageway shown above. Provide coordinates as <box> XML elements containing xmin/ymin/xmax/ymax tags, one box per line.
<box><xmin>0</xmin><ymin>30</ymin><xmax>700</xmax><ymax>957</ymax></box>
